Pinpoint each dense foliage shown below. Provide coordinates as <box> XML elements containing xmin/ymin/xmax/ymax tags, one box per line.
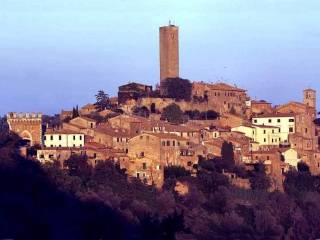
<box><xmin>161</xmin><ymin>103</ymin><xmax>185</xmax><ymax>124</ymax></box>
<box><xmin>1</xmin><ymin>133</ymin><xmax>320</xmax><ymax>239</ymax></box>
<box><xmin>184</xmin><ymin>110</ymin><xmax>220</xmax><ymax>120</ymax></box>
<box><xmin>95</xmin><ymin>90</ymin><xmax>111</xmax><ymax>111</ymax></box>
<box><xmin>164</xmin><ymin>78</ymin><xmax>192</xmax><ymax>101</ymax></box>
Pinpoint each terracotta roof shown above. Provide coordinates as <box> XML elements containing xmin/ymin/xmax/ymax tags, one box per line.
<box><xmin>251</xmin><ymin>100</ymin><xmax>271</xmax><ymax>105</ymax></box>
<box><xmin>252</xmin><ymin>113</ymin><xmax>295</xmax><ymax>118</ymax></box>
<box><xmin>95</xmin><ymin>126</ymin><xmax>130</xmax><ymax>137</ymax></box>
<box><xmin>251</xmin><ymin>124</ymin><xmax>280</xmax><ymax>129</ymax></box>
<box><xmin>75</xmin><ymin>116</ymin><xmax>97</xmax><ymax>122</ymax></box>
<box><xmin>81</xmin><ymin>103</ymin><xmax>97</xmax><ymax>109</ymax></box>
<box><xmin>141</xmin><ymin>132</ymin><xmax>188</xmax><ymax>141</ymax></box>
<box><xmin>209</xmin><ymin>82</ymin><xmax>246</xmax><ymax>92</ymax></box>
<box><xmin>45</xmin><ymin>128</ymin><xmax>83</xmax><ymax>135</ymax></box>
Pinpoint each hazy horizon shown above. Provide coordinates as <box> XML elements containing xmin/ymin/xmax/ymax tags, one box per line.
<box><xmin>1</xmin><ymin>0</ymin><xmax>320</xmax><ymax>115</ymax></box>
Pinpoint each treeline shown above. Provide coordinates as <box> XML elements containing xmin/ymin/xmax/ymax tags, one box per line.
<box><xmin>1</xmin><ymin>132</ymin><xmax>320</xmax><ymax>239</ymax></box>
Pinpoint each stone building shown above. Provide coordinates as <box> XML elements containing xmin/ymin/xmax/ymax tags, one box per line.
<box><xmin>7</xmin><ymin>112</ymin><xmax>43</xmax><ymax>146</ymax></box>
<box><xmin>92</xmin><ymin>124</ymin><xmax>130</xmax><ymax>152</ymax></box>
<box><xmin>246</xmin><ymin>100</ymin><xmax>273</xmax><ymax>117</ymax></box>
<box><xmin>275</xmin><ymin>89</ymin><xmax>317</xmax><ymax>152</ymax></box>
<box><xmin>63</xmin><ymin>116</ymin><xmax>97</xmax><ymax>136</ymax></box>
<box><xmin>159</xmin><ymin>24</ymin><xmax>179</xmax><ymax>94</ymax></box>
<box><xmin>118</xmin><ymin>82</ymin><xmax>153</xmax><ymax>104</ymax></box>
<box><xmin>192</xmin><ymin>82</ymin><xmax>248</xmax><ymax>115</ymax></box>
<box><xmin>124</xmin><ymin>132</ymin><xmax>194</xmax><ymax>187</ymax></box>
<box><xmin>79</xmin><ymin>104</ymin><xmax>97</xmax><ymax>116</ymax></box>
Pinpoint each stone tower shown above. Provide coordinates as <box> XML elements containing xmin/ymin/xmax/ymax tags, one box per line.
<box><xmin>303</xmin><ymin>88</ymin><xmax>316</xmax><ymax>109</ymax></box>
<box><xmin>159</xmin><ymin>23</ymin><xmax>179</xmax><ymax>94</ymax></box>
<box><xmin>7</xmin><ymin>112</ymin><xmax>43</xmax><ymax>146</ymax></box>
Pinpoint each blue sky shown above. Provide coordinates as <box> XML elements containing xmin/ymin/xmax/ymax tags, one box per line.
<box><xmin>1</xmin><ymin>0</ymin><xmax>319</xmax><ymax>115</ymax></box>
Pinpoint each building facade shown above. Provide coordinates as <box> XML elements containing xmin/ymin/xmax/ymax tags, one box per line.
<box><xmin>7</xmin><ymin>112</ymin><xmax>43</xmax><ymax>146</ymax></box>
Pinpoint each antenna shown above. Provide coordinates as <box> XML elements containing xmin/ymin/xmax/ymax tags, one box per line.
<box><xmin>169</xmin><ymin>20</ymin><xmax>171</xmax><ymax>26</ymax></box>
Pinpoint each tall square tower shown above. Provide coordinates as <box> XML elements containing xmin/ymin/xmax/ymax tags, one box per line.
<box><xmin>159</xmin><ymin>24</ymin><xmax>179</xmax><ymax>93</ymax></box>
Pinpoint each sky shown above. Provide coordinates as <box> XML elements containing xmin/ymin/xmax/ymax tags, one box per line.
<box><xmin>1</xmin><ymin>0</ymin><xmax>320</xmax><ymax>115</ymax></box>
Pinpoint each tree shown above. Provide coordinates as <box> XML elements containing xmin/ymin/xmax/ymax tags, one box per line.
<box><xmin>0</xmin><ymin>116</ymin><xmax>9</xmax><ymax>134</ymax></box>
<box><xmin>161</xmin><ymin>103</ymin><xmax>185</xmax><ymax>124</ymax></box>
<box><xmin>133</xmin><ymin>106</ymin><xmax>150</xmax><ymax>118</ymax></box>
<box><xmin>72</xmin><ymin>106</ymin><xmax>79</xmax><ymax>119</ymax></box>
<box><xmin>164</xmin><ymin>166</ymin><xmax>191</xmax><ymax>179</ymax></box>
<box><xmin>95</xmin><ymin>90</ymin><xmax>110</xmax><ymax>111</ymax></box>
<box><xmin>64</xmin><ymin>154</ymin><xmax>92</xmax><ymax>181</ymax></box>
<box><xmin>249</xmin><ymin>162</ymin><xmax>271</xmax><ymax>191</ymax></box>
<box><xmin>220</xmin><ymin>141</ymin><xmax>235</xmax><ymax>170</ymax></box>
<box><xmin>164</xmin><ymin>78</ymin><xmax>192</xmax><ymax>101</ymax></box>
<box><xmin>297</xmin><ymin>161</ymin><xmax>310</xmax><ymax>172</ymax></box>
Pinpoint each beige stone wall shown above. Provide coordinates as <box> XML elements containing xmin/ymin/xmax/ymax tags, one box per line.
<box><xmin>7</xmin><ymin>112</ymin><xmax>43</xmax><ymax>146</ymax></box>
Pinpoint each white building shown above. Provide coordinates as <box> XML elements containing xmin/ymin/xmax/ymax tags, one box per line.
<box><xmin>251</xmin><ymin>113</ymin><xmax>295</xmax><ymax>143</ymax></box>
<box><xmin>232</xmin><ymin>124</ymin><xmax>281</xmax><ymax>146</ymax></box>
<box><xmin>44</xmin><ymin>129</ymin><xmax>85</xmax><ymax>148</ymax></box>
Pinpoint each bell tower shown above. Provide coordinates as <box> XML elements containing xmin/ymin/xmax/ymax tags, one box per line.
<box><xmin>303</xmin><ymin>88</ymin><xmax>316</xmax><ymax>109</ymax></box>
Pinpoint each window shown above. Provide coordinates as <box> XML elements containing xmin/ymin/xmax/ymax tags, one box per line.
<box><xmin>305</xmin><ymin>128</ymin><xmax>308</xmax><ymax>133</ymax></box>
<box><xmin>289</xmin><ymin>119</ymin><xmax>294</xmax><ymax>122</ymax></box>
<box><xmin>90</xmin><ymin>123</ymin><xmax>94</xmax><ymax>128</ymax></box>
<box><xmin>40</xmin><ymin>154</ymin><xmax>44</xmax><ymax>158</ymax></box>
<box><xmin>136</xmin><ymin>172</ymin><xmax>140</xmax><ymax>178</ymax></box>
<box><xmin>268</xmin><ymin>119</ymin><xmax>272</xmax><ymax>123</ymax></box>
<box><xmin>267</xmin><ymin>156</ymin><xmax>269</xmax><ymax>160</ymax></box>
<box><xmin>79</xmin><ymin>135</ymin><xmax>82</xmax><ymax>140</ymax></box>
<box><xmin>277</xmin><ymin>119</ymin><xmax>281</xmax><ymax>123</ymax></box>
<box><xmin>117</xmin><ymin>138</ymin><xmax>120</xmax><ymax>142</ymax></box>
<box><xmin>173</xmin><ymin>141</ymin><xmax>175</xmax><ymax>146</ymax></box>
<box><xmin>166</xmin><ymin>140</ymin><xmax>170</xmax><ymax>146</ymax></box>
<box><xmin>80</xmin><ymin>144</ymin><xmax>82</xmax><ymax>147</ymax></box>
<box><xmin>73</xmin><ymin>135</ymin><xmax>76</xmax><ymax>140</ymax></box>
<box><xmin>263</xmin><ymin>130</ymin><xmax>266</xmax><ymax>134</ymax></box>
<box><xmin>50</xmin><ymin>135</ymin><xmax>53</xmax><ymax>140</ymax></box>
<box><xmin>93</xmin><ymin>153</ymin><xmax>97</xmax><ymax>158</ymax></box>
<box><xmin>289</xmin><ymin>127</ymin><xmax>294</xmax><ymax>133</ymax></box>
<box><xmin>140</xmin><ymin>152</ymin><xmax>144</xmax><ymax>157</ymax></box>
<box><xmin>59</xmin><ymin>144</ymin><xmax>62</xmax><ymax>147</ymax></box>
<box><xmin>264</xmin><ymin>138</ymin><xmax>266</xmax><ymax>142</ymax></box>
<box><xmin>73</xmin><ymin>144</ymin><xmax>76</xmax><ymax>147</ymax></box>
<box><xmin>272</xmin><ymin>130</ymin><xmax>274</xmax><ymax>133</ymax></box>
<box><xmin>142</xmin><ymin>162</ymin><xmax>147</xmax><ymax>169</ymax></box>
<box><xmin>44</xmin><ymin>136</ymin><xmax>46</xmax><ymax>140</ymax></box>
<box><xmin>59</xmin><ymin>135</ymin><xmax>62</xmax><ymax>140</ymax></box>
<box><xmin>254</xmin><ymin>119</ymin><xmax>257</xmax><ymax>123</ymax></box>
<box><xmin>162</xmin><ymin>141</ymin><xmax>165</xmax><ymax>146</ymax></box>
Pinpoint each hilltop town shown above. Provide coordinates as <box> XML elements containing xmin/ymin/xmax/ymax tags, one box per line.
<box><xmin>6</xmin><ymin>24</ymin><xmax>320</xmax><ymax>192</ymax></box>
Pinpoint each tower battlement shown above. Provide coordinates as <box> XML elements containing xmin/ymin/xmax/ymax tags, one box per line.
<box><xmin>7</xmin><ymin>112</ymin><xmax>42</xmax><ymax>120</ymax></box>
<box><xmin>6</xmin><ymin>112</ymin><xmax>43</xmax><ymax>146</ymax></box>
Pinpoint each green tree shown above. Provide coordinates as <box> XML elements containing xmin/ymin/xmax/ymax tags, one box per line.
<box><xmin>95</xmin><ymin>90</ymin><xmax>110</xmax><ymax>111</ymax></box>
<box><xmin>249</xmin><ymin>162</ymin><xmax>271</xmax><ymax>191</ymax></box>
<box><xmin>220</xmin><ymin>141</ymin><xmax>235</xmax><ymax>170</ymax></box>
<box><xmin>164</xmin><ymin>78</ymin><xmax>192</xmax><ymax>101</ymax></box>
<box><xmin>133</xmin><ymin>106</ymin><xmax>150</xmax><ymax>118</ymax></box>
<box><xmin>161</xmin><ymin>103</ymin><xmax>185</xmax><ymax>124</ymax></box>
<box><xmin>72</xmin><ymin>106</ymin><xmax>79</xmax><ymax>119</ymax></box>
<box><xmin>0</xmin><ymin>116</ymin><xmax>9</xmax><ymax>134</ymax></box>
